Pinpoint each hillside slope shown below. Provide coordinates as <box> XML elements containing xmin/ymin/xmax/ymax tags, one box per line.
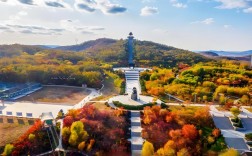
<box><xmin>0</xmin><ymin>44</ymin><xmax>44</xmax><ymax>57</ymax></box>
<box><xmin>71</xmin><ymin>39</ymin><xmax>212</xmax><ymax>67</ymax></box>
<box><xmin>55</xmin><ymin>38</ymin><xmax>117</xmax><ymax>51</ymax></box>
<box><xmin>0</xmin><ymin>38</ymin><xmax>212</xmax><ymax>67</ymax></box>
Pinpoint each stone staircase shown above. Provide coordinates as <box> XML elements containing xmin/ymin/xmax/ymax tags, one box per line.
<box><xmin>125</xmin><ymin>70</ymin><xmax>141</xmax><ymax>95</ymax></box>
<box><xmin>129</xmin><ymin>111</ymin><xmax>144</xmax><ymax>156</ymax></box>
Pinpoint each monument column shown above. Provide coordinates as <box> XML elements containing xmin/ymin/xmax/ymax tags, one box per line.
<box><xmin>127</xmin><ymin>32</ymin><xmax>135</xmax><ymax>68</ymax></box>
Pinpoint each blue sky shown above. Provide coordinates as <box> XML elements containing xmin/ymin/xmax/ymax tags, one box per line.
<box><xmin>0</xmin><ymin>0</ymin><xmax>252</xmax><ymax>51</ymax></box>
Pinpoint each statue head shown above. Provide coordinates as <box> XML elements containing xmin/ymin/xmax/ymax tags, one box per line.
<box><xmin>132</xmin><ymin>87</ymin><xmax>137</xmax><ymax>94</ymax></box>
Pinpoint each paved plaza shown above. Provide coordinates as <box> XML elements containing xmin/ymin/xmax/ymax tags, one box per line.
<box><xmin>0</xmin><ymin>87</ymin><xmax>100</xmax><ymax>119</ymax></box>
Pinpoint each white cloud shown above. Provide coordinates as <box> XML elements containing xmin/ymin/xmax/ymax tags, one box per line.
<box><xmin>215</xmin><ymin>0</ymin><xmax>248</xmax><ymax>9</ymax></box>
<box><xmin>202</xmin><ymin>18</ymin><xmax>214</xmax><ymax>24</ymax></box>
<box><xmin>141</xmin><ymin>0</ymin><xmax>156</xmax><ymax>3</ymax></box>
<box><xmin>224</xmin><ymin>24</ymin><xmax>231</xmax><ymax>28</ymax></box>
<box><xmin>74</xmin><ymin>0</ymin><xmax>127</xmax><ymax>14</ymax></box>
<box><xmin>18</xmin><ymin>11</ymin><xmax>28</xmax><ymax>16</ymax></box>
<box><xmin>5</xmin><ymin>11</ymin><xmax>28</xmax><ymax>25</ymax></box>
<box><xmin>243</xmin><ymin>7</ymin><xmax>252</xmax><ymax>13</ymax></box>
<box><xmin>0</xmin><ymin>0</ymin><xmax>72</xmax><ymax>9</ymax></box>
<box><xmin>60</xmin><ymin>19</ymin><xmax>105</xmax><ymax>34</ymax></box>
<box><xmin>173</xmin><ymin>3</ymin><xmax>187</xmax><ymax>8</ymax></box>
<box><xmin>140</xmin><ymin>6</ymin><xmax>158</xmax><ymax>16</ymax></box>
<box><xmin>191</xmin><ymin>18</ymin><xmax>214</xmax><ymax>25</ymax></box>
<box><xmin>170</xmin><ymin>0</ymin><xmax>187</xmax><ymax>8</ymax></box>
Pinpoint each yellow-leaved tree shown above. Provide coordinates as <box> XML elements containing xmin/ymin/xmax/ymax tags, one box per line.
<box><xmin>142</xmin><ymin>141</ymin><xmax>154</xmax><ymax>156</ymax></box>
<box><xmin>219</xmin><ymin>148</ymin><xmax>239</xmax><ymax>156</ymax></box>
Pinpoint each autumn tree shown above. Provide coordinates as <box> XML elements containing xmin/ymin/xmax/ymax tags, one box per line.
<box><xmin>69</xmin><ymin>121</ymin><xmax>89</xmax><ymax>147</ymax></box>
<box><xmin>212</xmin><ymin>128</ymin><xmax>221</xmax><ymax>138</ymax></box>
<box><xmin>62</xmin><ymin>127</ymin><xmax>71</xmax><ymax>141</ymax></box>
<box><xmin>78</xmin><ymin>141</ymin><xmax>86</xmax><ymax>151</ymax></box>
<box><xmin>63</xmin><ymin>116</ymin><xmax>74</xmax><ymax>127</ymax></box>
<box><xmin>142</xmin><ymin>141</ymin><xmax>154</xmax><ymax>156</ymax></box>
<box><xmin>194</xmin><ymin>106</ymin><xmax>211</xmax><ymax>126</ymax></box>
<box><xmin>2</xmin><ymin>144</ymin><xmax>14</xmax><ymax>156</ymax></box>
<box><xmin>240</xmin><ymin>95</ymin><xmax>249</xmax><ymax>104</ymax></box>
<box><xmin>230</xmin><ymin>107</ymin><xmax>240</xmax><ymax>118</ymax></box>
<box><xmin>219</xmin><ymin>148</ymin><xmax>239</xmax><ymax>156</ymax></box>
<box><xmin>177</xmin><ymin>148</ymin><xmax>190</xmax><ymax>156</ymax></box>
<box><xmin>87</xmin><ymin>139</ymin><xmax>95</xmax><ymax>152</ymax></box>
<box><xmin>182</xmin><ymin>124</ymin><xmax>198</xmax><ymax>140</ymax></box>
<box><xmin>28</xmin><ymin>133</ymin><xmax>35</xmax><ymax>142</ymax></box>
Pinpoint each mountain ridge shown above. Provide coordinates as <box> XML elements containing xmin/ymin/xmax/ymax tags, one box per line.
<box><xmin>197</xmin><ymin>50</ymin><xmax>252</xmax><ymax>57</ymax></box>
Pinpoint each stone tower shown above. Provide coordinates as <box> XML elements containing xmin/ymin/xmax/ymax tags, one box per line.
<box><xmin>127</xmin><ymin>32</ymin><xmax>135</xmax><ymax>68</ymax></box>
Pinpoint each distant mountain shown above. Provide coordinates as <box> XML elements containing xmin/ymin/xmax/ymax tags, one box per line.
<box><xmin>0</xmin><ymin>44</ymin><xmax>44</xmax><ymax>57</ymax></box>
<box><xmin>200</xmin><ymin>51</ymin><xmax>219</xmax><ymax>57</ymax></box>
<box><xmin>55</xmin><ymin>38</ymin><xmax>117</xmax><ymax>52</ymax></box>
<box><xmin>198</xmin><ymin>50</ymin><xmax>252</xmax><ymax>57</ymax></box>
<box><xmin>197</xmin><ymin>50</ymin><xmax>252</xmax><ymax>62</ymax></box>
<box><xmin>36</xmin><ymin>45</ymin><xmax>59</xmax><ymax>49</ymax></box>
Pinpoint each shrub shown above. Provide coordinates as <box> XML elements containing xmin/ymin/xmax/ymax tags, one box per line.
<box><xmin>230</xmin><ymin>107</ymin><xmax>240</xmax><ymax>118</ymax></box>
<box><xmin>142</xmin><ymin>141</ymin><xmax>154</xmax><ymax>156</ymax></box>
<box><xmin>2</xmin><ymin>144</ymin><xmax>14</xmax><ymax>156</ymax></box>
<box><xmin>161</xmin><ymin>103</ymin><xmax>168</xmax><ymax>109</ymax></box>
<box><xmin>113</xmin><ymin>101</ymin><xmax>155</xmax><ymax>110</ymax></box>
<box><xmin>231</xmin><ymin>118</ymin><xmax>239</xmax><ymax>123</ymax></box>
<box><xmin>207</xmin><ymin>136</ymin><xmax>215</xmax><ymax>144</ymax></box>
<box><xmin>78</xmin><ymin>141</ymin><xmax>86</xmax><ymax>151</ymax></box>
<box><xmin>63</xmin><ymin>116</ymin><xmax>74</xmax><ymax>127</ymax></box>
<box><xmin>28</xmin><ymin>133</ymin><xmax>35</xmax><ymax>142</ymax></box>
<box><xmin>219</xmin><ymin>148</ymin><xmax>239</xmax><ymax>156</ymax></box>
<box><xmin>245</xmin><ymin>133</ymin><xmax>252</xmax><ymax>141</ymax></box>
<box><xmin>212</xmin><ymin>128</ymin><xmax>221</xmax><ymax>138</ymax></box>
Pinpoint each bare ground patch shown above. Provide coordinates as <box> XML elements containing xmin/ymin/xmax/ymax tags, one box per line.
<box><xmin>17</xmin><ymin>86</ymin><xmax>91</xmax><ymax>105</ymax></box>
<box><xmin>0</xmin><ymin>117</ymin><xmax>36</xmax><ymax>147</ymax></box>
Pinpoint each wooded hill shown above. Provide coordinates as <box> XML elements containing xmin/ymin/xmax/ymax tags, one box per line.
<box><xmin>0</xmin><ymin>38</ymin><xmax>212</xmax><ymax>68</ymax></box>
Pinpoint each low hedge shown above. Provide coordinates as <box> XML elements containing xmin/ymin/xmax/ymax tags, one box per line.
<box><xmin>161</xmin><ymin>103</ymin><xmax>169</xmax><ymax>109</ymax></box>
<box><xmin>231</xmin><ymin>118</ymin><xmax>239</xmax><ymax>123</ymax></box>
<box><xmin>231</xmin><ymin>117</ymin><xmax>243</xmax><ymax>128</ymax></box>
<box><xmin>245</xmin><ymin>133</ymin><xmax>252</xmax><ymax>141</ymax></box>
<box><xmin>113</xmin><ymin>101</ymin><xmax>156</xmax><ymax>110</ymax></box>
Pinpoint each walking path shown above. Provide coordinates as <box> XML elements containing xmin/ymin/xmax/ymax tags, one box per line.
<box><xmin>125</xmin><ymin>70</ymin><xmax>141</xmax><ymax>96</ymax></box>
<box><xmin>72</xmin><ymin>88</ymin><xmax>101</xmax><ymax>109</ymax></box>
<box><xmin>128</xmin><ymin>111</ymin><xmax>144</xmax><ymax>156</ymax></box>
